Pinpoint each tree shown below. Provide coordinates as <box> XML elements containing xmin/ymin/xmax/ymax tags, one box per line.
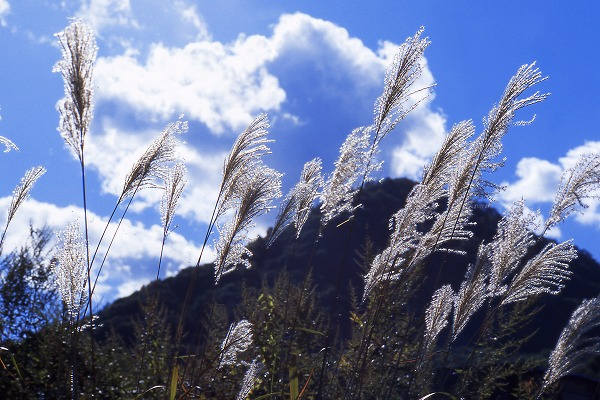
<box><xmin>0</xmin><ymin>225</ymin><xmax>59</xmax><ymax>342</ymax></box>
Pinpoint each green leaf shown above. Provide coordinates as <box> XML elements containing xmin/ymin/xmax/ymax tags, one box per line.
<box><xmin>169</xmin><ymin>365</ymin><xmax>179</xmax><ymax>400</ymax></box>
<box><xmin>292</xmin><ymin>326</ymin><xmax>326</xmax><ymax>337</ymax></box>
<box><xmin>289</xmin><ymin>364</ymin><xmax>299</xmax><ymax>400</ymax></box>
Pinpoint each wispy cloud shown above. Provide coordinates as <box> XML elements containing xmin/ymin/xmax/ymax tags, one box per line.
<box><xmin>0</xmin><ymin>0</ymin><xmax>9</xmax><ymax>27</ymax></box>
<box><xmin>76</xmin><ymin>0</ymin><xmax>137</xmax><ymax>34</ymax></box>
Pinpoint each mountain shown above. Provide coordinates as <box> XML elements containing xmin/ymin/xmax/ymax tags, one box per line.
<box><xmin>95</xmin><ymin>177</ymin><xmax>600</xmax><ymax>359</ymax></box>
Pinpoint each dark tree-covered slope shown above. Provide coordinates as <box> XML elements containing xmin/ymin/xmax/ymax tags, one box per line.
<box><xmin>95</xmin><ymin>177</ymin><xmax>600</xmax><ymax>357</ymax></box>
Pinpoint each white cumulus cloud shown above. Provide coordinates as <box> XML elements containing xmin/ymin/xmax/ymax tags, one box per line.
<box><xmin>0</xmin><ymin>196</ymin><xmax>211</xmax><ymax>303</ymax></box>
<box><xmin>94</xmin><ymin>35</ymin><xmax>285</xmax><ymax>134</ymax></box>
<box><xmin>498</xmin><ymin>141</ymin><xmax>600</xmax><ymax>230</ymax></box>
<box><xmin>499</xmin><ymin>157</ymin><xmax>563</xmax><ymax>204</ymax></box>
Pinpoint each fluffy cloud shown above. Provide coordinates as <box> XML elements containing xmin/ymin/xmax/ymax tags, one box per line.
<box><xmin>499</xmin><ymin>157</ymin><xmax>563</xmax><ymax>204</ymax></box>
<box><xmin>94</xmin><ymin>30</ymin><xmax>284</xmax><ymax>134</ymax></box>
<box><xmin>0</xmin><ymin>196</ymin><xmax>210</xmax><ymax>303</ymax></box>
<box><xmin>498</xmin><ymin>141</ymin><xmax>600</xmax><ymax>229</ymax></box>
<box><xmin>0</xmin><ymin>0</ymin><xmax>9</xmax><ymax>26</ymax></box>
<box><xmin>93</xmin><ymin>12</ymin><xmax>443</xmax><ymax>139</ymax></box>
<box><xmin>90</xmin><ymin>11</ymin><xmax>446</xmax><ymax>218</ymax></box>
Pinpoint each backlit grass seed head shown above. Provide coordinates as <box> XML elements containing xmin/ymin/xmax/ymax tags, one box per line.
<box><xmin>52</xmin><ymin>221</ymin><xmax>88</xmax><ymax>318</ymax></box>
<box><xmin>236</xmin><ymin>359</ymin><xmax>264</xmax><ymax>400</ymax></box>
<box><xmin>423</xmin><ymin>284</ymin><xmax>454</xmax><ymax>354</ymax></box>
<box><xmin>2</xmin><ymin>167</ymin><xmax>46</xmax><ymax>250</ymax></box>
<box><xmin>268</xmin><ymin>157</ymin><xmax>323</xmax><ymax>246</ymax></box>
<box><xmin>217</xmin><ymin>114</ymin><xmax>272</xmax><ymax>218</ymax></box>
<box><xmin>120</xmin><ymin>119</ymin><xmax>187</xmax><ymax>203</ymax></box>
<box><xmin>542</xmin><ymin>296</ymin><xmax>600</xmax><ymax>392</ymax></box>
<box><xmin>0</xmin><ymin>135</ymin><xmax>18</xmax><ymax>153</ymax></box>
<box><xmin>6</xmin><ymin>166</ymin><xmax>46</xmax><ymax>227</ymax></box>
<box><xmin>488</xmin><ymin>200</ymin><xmax>537</xmax><ymax>296</ymax></box>
<box><xmin>160</xmin><ymin>163</ymin><xmax>187</xmax><ymax>235</ymax></box>
<box><xmin>219</xmin><ymin>319</ymin><xmax>253</xmax><ymax>368</ymax></box>
<box><xmin>502</xmin><ymin>240</ymin><xmax>576</xmax><ymax>305</ymax></box>
<box><xmin>373</xmin><ymin>27</ymin><xmax>431</xmax><ymax>141</ymax></box>
<box><xmin>214</xmin><ymin>165</ymin><xmax>282</xmax><ymax>284</ymax></box>
<box><xmin>53</xmin><ymin>19</ymin><xmax>97</xmax><ymax>163</ymax></box>
<box><xmin>320</xmin><ymin>126</ymin><xmax>375</xmax><ymax>227</ymax></box>
<box><xmin>546</xmin><ymin>153</ymin><xmax>600</xmax><ymax>232</ymax></box>
<box><xmin>452</xmin><ymin>251</ymin><xmax>489</xmax><ymax>341</ymax></box>
<box><xmin>470</xmin><ymin>63</ymin><xmax>548</xmax><ymax>200</ymax></box>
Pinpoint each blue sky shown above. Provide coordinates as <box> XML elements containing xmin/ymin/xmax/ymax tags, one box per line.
<box><xmin>0</xmin><ymin>0</ymin><xmax>599</xmax><ymax>304</ymax></box>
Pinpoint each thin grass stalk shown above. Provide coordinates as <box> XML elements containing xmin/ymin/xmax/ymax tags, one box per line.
<box><xmin>134</xmin><ymin>232</ymin><xmax>168</xmax><ymax>396</ymax></box>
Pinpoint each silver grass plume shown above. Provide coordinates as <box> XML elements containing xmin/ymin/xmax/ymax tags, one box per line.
<box><xmin>427</xmin><ymin>64</ymin><xmax>546</xmax><ymax>258</ymax></box>
<box><xmin>320</xmin><ymin>126</ymin><xmax>377</xmax><ymax>227</ymax></box>
<box><xmin>5</xmin><ymin>166</ymin><xmax>46</xmax><ymax>229</ymax></box>
<box><xmin>502</xmin><ymin>240</ymin><xmax>576</xmax><ymax>305</ymax></box>
<box><xmin>160</xmin><ymin>163</ymin><xmax>187</xmax><ymax>236</ymax></box>
<box><xmin>421</xmin><ymin>120</ymin><xmax>475</xmax><ymax>201</ymax></box>
<box><xmin>488</xmin><ymin>200</ymin><xmax>537</xmax><ymax>296</ymax></box>
<box><xmin>120</xmin><ymin>119</ymin><xmax>186</xmax><ymax>203</ymax></box>
<box><xmin>545</xmin><ymin>153</ymin><xmax>600</xmax><ymax>233</ymax></box>
<box><xmin>53</xmin><ymin>19</ymin><xmax>97</xmax><ymax>163</ymax></box>
<box><xmin>419</xmin><ymin>121</ymin><xmax>477</xmax><ymax>252</ymax></box>
<box><xmin>363</xmin><ymin>247</ymin><xmax>404</xmax><ymax>303</ymax></box>
<box><xmin>452</xmin><ymin>249</ymin><xmax>489</xmax><ymax>341</ymax></box>
<box><xmin>541</xmin><ymin>297</ymin><xmax>600</xmax><ymax>393</ymax></box>
<box><xmin>423</xmin><ymin>284</ymin><xmax>454</xmax><ymax>355</ymax></box>
<box><xmin>52</xmin><ymin>221</ymin><xmax>88</xmax><ymax>318</ymax></box>
<box><xmin>217</xmin><ymin>114</ymin><xmax>272</xmax><ymax>218</ymax></box>
<box><xmin>373</xmin><ymin>27</ymin><xmax>431</xmax><ymax>141</ymax></box>
<box><xmin>236</xmin><ymin>359</ymin><xmax>264</xmax><ymax>400</ymax></box>
<box><xmin>461</xmin><ymin>63</ymin><xmax>548</xmax><ymax>201</ymax></box>
<box><xmin>362</xmin><ymin>121</ymin><xmax>474</xmax><ymax>302</ymax></box>
<box><xmin>219</xmin><ymin>319</ymin><xmax>253</xmax><ymax>368</ymax></box>
<box><xmin>214</xmin><ymin>165</ymin><xmax>282</xmax><ymax>284</ymax></box>
<box><xmin>2</xmin><ymin>166</ymin><xmax>46</xmax><ymax>248</ymax></box>
<box><xmin>267</xmin><ymin>158</ymin><xmax>323</xmax><ymax>246</ymax></box>
<box><xmin>0</xmin><ymin>136</ymin><xmax>18</xmax><ymax>153</ymax></box>
<box><xmin>321</xmin><ymin>28</ymin><xmax>430</xmax><ymax>230</ymax></box>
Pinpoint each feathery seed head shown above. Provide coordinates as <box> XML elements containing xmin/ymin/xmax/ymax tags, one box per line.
<box><xmin>219</xmin><ymin>319</ymin><xmax>253</xmax><ymax>368</ymax></box>
<box><xmin>267</xmin><ymin>158</ymin><xmax>323</xmax><ymax>246</ymax></box>
<box><xmin>546</xmin><ymin>153</ymin><xmax>600</xmax><ymax>232</ymax></box>
<box><xmin>542</xmin><ymin>296</ymin><xmax>600</xmax><ymax>392</ymax></box>
<box><xmin>452</xmin><ymin>252</ymin><xmax>489</xmax><ymax>341</ymax></box>
<box><xmin>214</xmin><ymin>165</ymin><xmax>282</xmax><ymax>284</ymax></box>
<box><xmin>52</xmin><ymin>221</ymin><xmax>88</xmax><ymax>318</ymax></box>
<box><xmin>502</xmin><ymin>240</ymin><xmax>576</xmax><ymax>305</ymax></box>
<box><xmin>217</xmin><ymin>114</ymin><xmax>272</xmax><ymax>218</ymax></box>
<box><xmin>160</xmin><ymin>163</ymin><xmax>187</xmax><ymax>235</ymax></box>
<box><xmin>120</xmin><ymin>119</ymin><xmax>186</xmax><ymax>203</ymax></box>
<box><xmin>6</xmin><ymin>166</ymin><xmax>46</xmax><ymax>227</ymax></box>
<box><xmin>320</xmin><ymin>127</ymin><xmax>375</xmax><ymax>227</ymax></box>
<box><xmin>423</xmin><ymin>285</ymin><xmax>454</xmax><ymax>354</ymax></box>
<box><xmin>236</xmin><ymin>359</ymin><xmax>264</xmax><ymax>400</ymax></box>
<box><xmin>363</xmin><ymin>247</ymin><xmax>404</xmax><ymax>303</ymax></box>
<box><xmin>374</xmin><ymin>27</ymin><xmax>431</xmax><ymax>140</ymax></box>
<box><xmin>488</xmin><ymin>200</ymin><xmax>537</xmax><ymax>295</ymax></box>
<box><xmin>54</xmin><ymin>19</ymin><xmax>97</xmax><ymax>163</ymax></box>
<box><xmin>0</xmin><ymin>136</ymin><xmax>18</xmax><ymax>153</ymax></box>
